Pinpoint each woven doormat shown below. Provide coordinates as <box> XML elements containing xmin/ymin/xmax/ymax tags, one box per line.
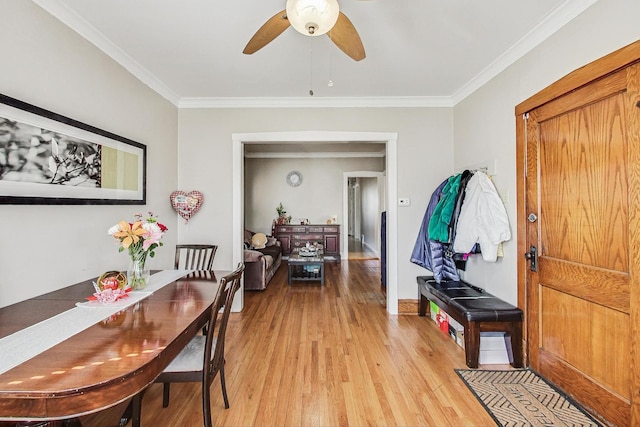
<box><xmin>456</xmin><ymin>369</ymin><xmax>602</xmax><ymax>426</ymax></box>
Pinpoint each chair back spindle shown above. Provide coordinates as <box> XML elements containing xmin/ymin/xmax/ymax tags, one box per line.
<box><xmin>175</xmin><ymin>244</ymin><xmax>218</xmax><ymax>270</ymax></box>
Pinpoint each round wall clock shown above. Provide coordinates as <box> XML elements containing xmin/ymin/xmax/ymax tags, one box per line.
<box><xmin>286</xmin><ymin>170</ymin><xmax>303</xmax><ymax>187</ymax></box>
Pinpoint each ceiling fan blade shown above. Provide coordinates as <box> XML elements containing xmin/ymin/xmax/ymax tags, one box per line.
<box><xmin>243</xmin><ymin>10</ymin><xmax>290</xmax><ymax>55</ymax></box>
<box><xmin>328</xmin><ymin>12</ymin><xmax>366</xmax><ymax>61</ymax></box>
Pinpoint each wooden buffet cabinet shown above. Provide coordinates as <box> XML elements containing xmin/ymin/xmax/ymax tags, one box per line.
<box><xmin>274</xmin><ymin>224</ymin><xmax>340</xmax><ymax>261</ymax></box>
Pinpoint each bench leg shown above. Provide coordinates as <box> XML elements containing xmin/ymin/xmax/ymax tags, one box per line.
<box><xmin>418</xmin><ymin>293</ymin><xmax>429</xmax><ymax>316</ymax></box>
<box><xmin>464</xmin><ymin>322</ymin><xmax>480</xmax><ymax>369</ymax></box>
<box><xmin>509</xmin><ymin>320</ymin><xmax>523</xmax><ymax>368</ymax></box>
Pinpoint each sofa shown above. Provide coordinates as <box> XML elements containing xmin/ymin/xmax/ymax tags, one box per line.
<box><xmin>243</xmin><ymin>229</ymin><xmax>282</xmax><ymax>290</ymax></box>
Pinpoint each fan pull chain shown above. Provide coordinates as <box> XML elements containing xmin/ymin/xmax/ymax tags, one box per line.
<box><xmin>328</xmin><ymin>31</ymin><xmax>334</xmax><ymax>87</ymax></box>
<box><xmin>309</xmin><ymin>38</ymin><xmax>314</xmax><ymax>96</ymax></box>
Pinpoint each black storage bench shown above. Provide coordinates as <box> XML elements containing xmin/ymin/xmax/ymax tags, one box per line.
<box><xmin>417</xmin><ymin>276</ymin><xmax>523</xmax><ymax>369</ymax></box>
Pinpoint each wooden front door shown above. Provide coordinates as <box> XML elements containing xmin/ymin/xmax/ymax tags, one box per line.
<box><xmin>523</xmin><ymin>64</ymin><xmax>640</xmax><ymax>426</ymax></box>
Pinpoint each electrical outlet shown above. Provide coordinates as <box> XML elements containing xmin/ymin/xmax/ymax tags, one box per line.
<box><xmin>398</xmin><ymin>198</ymin><xmax>411</xmax><ymax>207</ymax></box>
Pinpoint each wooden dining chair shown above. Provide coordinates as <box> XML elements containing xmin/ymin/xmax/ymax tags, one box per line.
<box><xmin>131</xmin><ymin>263</ymin><xmax>244</xmax><ymax>427</ymax></box>
<box><xmin>174</xmin><ymin>244</ymin><xmax>218</xmax><ymax>270</ymax></box>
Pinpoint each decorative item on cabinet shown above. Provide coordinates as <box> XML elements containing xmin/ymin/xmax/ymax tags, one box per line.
<box><xmin>274</xmin><ymin>223</ymin><xmax>340</xmax><ymax>261</ymax></box>
<box><xmin>275</xmin><ymin>202</ymin><xmax>291</xmax><ymax>224</ymax></box>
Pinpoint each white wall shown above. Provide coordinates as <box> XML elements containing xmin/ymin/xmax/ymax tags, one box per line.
<box><xmin>177</xmin><ymin>107</ymin><xmax>454</xmax><ymax>300</ymax></box>
<box><xmin>0</xmin><ymin>2</ymin><xmax>178</xmax><ymax>307</ymax></box>
<box><xmin>244</xmin><ymin>157</ymin><xmax>383</xmax><ymax>234</ymax></box>
<box><xmin>453</xmin><ymin>0</ymin><xmax>640</xmax><ymax>304</ymax></box>
<box><xmin>360</xmin><ymin>177</ymin><xmax>379</xmax><ymax>253</ymax></box>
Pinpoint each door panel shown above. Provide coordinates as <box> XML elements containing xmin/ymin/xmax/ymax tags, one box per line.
<box><xmin>527</xmin><ymin>67</ymin><xmax>635</xmax><ymax>426</ymax></box>
<box><xmin>541</xmin><ymin>286</ymin><xmax>629</xmax><ymax>397</ymax></box>
<box><xmin>538</xmin><ymin>93</ymin><xmax>629</xmax><ymax>272</ymax></box>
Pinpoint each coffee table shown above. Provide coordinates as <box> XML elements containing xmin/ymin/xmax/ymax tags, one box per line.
<box><xmin>287</xmin><ymin>251</ymin><xmax>325</xmax><ymax>285</ymax></box>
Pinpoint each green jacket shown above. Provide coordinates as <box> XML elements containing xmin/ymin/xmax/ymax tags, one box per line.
<box><xmin>428</xmin><ymin>173</ymin><xmax>462</xmax><ymax>243</ymax></box>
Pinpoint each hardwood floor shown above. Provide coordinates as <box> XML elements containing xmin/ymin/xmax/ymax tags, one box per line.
<box><xmin>84</xmin><ymin>261</ymin><xmax>499</xmax><ymax>426</ymax></box>
<box><xmin>347</xmin><ymin>237</ymin><xmax>378</xmax><ymax>260</ymax></box>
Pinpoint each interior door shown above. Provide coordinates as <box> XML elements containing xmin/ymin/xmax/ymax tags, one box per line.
<box><xmin>525</xmin><ymin>65</ymin><xmax>639</xmax><ymax>426</ymax></box>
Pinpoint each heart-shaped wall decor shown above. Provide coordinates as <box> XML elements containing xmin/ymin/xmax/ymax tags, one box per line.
<box><xmin>170</xmin><ymin>190</ymin><xmax>203</xmax><ymax>224</ymax></box>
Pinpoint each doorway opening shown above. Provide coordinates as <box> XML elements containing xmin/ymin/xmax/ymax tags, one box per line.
<box><xmin>232</xmin><ymin>131</ymin><xmax>398</xmax><ymax>313</ymax></box>
<box><xmin>344</xmin><ymin>172</ymin><xmax>385</xmax><ymax>262</ymax></box>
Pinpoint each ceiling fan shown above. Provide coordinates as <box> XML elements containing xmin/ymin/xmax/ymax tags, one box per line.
<box><xmin>243</xmin><ymin>0</ymin><xmax>366</xmax><ymax>61</ymax></box>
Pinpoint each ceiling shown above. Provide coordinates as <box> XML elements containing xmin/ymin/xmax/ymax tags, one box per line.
<box><xmin>32</xmin><ymin>0</ymin><xmax>597</xmax><ymax>108</ymax></box>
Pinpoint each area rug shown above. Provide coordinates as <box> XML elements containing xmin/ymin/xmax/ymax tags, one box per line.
<box><xmin>456</xmin><ymin>369</ymin><xmax>602</xmax><ymax>426</ymax></box>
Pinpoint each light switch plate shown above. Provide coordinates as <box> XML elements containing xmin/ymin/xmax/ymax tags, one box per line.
<box><xmin>398</xmin><ymin>198</ymin><xmax>411</xmax><ymax>206</ymax></box>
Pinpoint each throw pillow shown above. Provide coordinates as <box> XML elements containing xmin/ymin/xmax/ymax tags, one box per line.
<box><xmin>251</xmin><ymin>232</ymin><xmax>267</xmax><ymax>249</ymax></box>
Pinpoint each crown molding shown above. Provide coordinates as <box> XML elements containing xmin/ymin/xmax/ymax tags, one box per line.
<box><xmin>178</xmin><ymin>96</ymin><xmax>453</xmax><ymax>109</ymax></box>
<box><xmin>34</xmin><ymin>0</ymin><xmax>598</xmax><ymax>109</ymax></box>
<box><xmin>32</xmin><ymin>0</ymin><xmax>181</xmax><ymax>106</ymax></box>
<box><xmin>451</xmin><ymin>0</ymin><xmax>599</xmax><ymax>105</ymax></box>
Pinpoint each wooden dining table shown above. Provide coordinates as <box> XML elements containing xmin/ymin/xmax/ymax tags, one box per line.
<box><xmin>0</xmin><ymin>270</ymin><xmax>226</xmax><ymax>423</ymax></box>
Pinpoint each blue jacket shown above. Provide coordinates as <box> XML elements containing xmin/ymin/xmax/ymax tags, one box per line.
<box><xmin>410</xmin><ymin>178</ymin><xmax>460</xmax><ymax>282</ymax></box>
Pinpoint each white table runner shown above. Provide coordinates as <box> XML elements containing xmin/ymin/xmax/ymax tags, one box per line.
<box><xmin>0</xmin><ymin>269</ymin><xmax>192</xmax><ymax>375</ymax></box>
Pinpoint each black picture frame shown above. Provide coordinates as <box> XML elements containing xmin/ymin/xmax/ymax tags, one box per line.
<box><xmin>0</xmin><ymin>93</ymin><xmax>146</xmax><ymax>205</ymax></box>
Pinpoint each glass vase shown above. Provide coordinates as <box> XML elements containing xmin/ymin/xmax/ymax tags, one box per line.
<box><xmin>127</xmin><ymin>249</ymin><xmax>150</xmax><ymax>290</ymax></box>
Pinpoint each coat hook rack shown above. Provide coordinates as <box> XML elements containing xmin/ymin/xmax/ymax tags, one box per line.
<box><xmin>459</xmin><ymin>159</ymin><xmax>497</xmax><ymax>176</ymax></box>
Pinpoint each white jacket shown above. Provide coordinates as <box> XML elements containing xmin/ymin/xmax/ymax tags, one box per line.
<box><xmin>453</xmin><ymin>171</ymin><xmax>511</xmax><ymax>262</ymax></box>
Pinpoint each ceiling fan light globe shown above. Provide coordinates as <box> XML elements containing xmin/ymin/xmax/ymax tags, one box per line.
<box><xmin>286</xmin><ymin>0</ymin><xmax>340</xmax><ymax>37</ymax></box>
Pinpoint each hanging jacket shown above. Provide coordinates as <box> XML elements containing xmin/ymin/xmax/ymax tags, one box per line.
<box><xmin>453</xmin><ymin>171</ymin><xmax>511</xmax><ymax>262</ymax></box>
<box><xmin>410</xmin><ymin>178</ymin><xmax>460</xmax><ymax>282</ymax></box>
<box><xmin>449</xmin><ymin>170</ymin><xmax>474</xmax><ymax>270</ymax></box>
<box><xmin>449</xmin><ymin>170</ymin><xmax>473</xmax><ymax>244</ymax></box>
<box><xmin>428</xmin><ymin>173</ymin><xmax>463</xmax><ymax>243</ymax></box>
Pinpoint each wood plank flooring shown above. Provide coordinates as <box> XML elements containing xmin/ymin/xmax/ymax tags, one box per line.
<box><xmin>84</xmin><ymin>260</ymin><xmax>500</xmax><ymax>426</ymax></box>
<box><xmin>347</xmin><ymin>237</ymin><xmax>378</xmax><ymax>260</ymax></box>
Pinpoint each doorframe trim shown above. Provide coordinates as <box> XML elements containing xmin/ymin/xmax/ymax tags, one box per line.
<box><xmin>515</xmin><ymin>40</ymin><xmax>640</xmax><ymax>116</ymax></box>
